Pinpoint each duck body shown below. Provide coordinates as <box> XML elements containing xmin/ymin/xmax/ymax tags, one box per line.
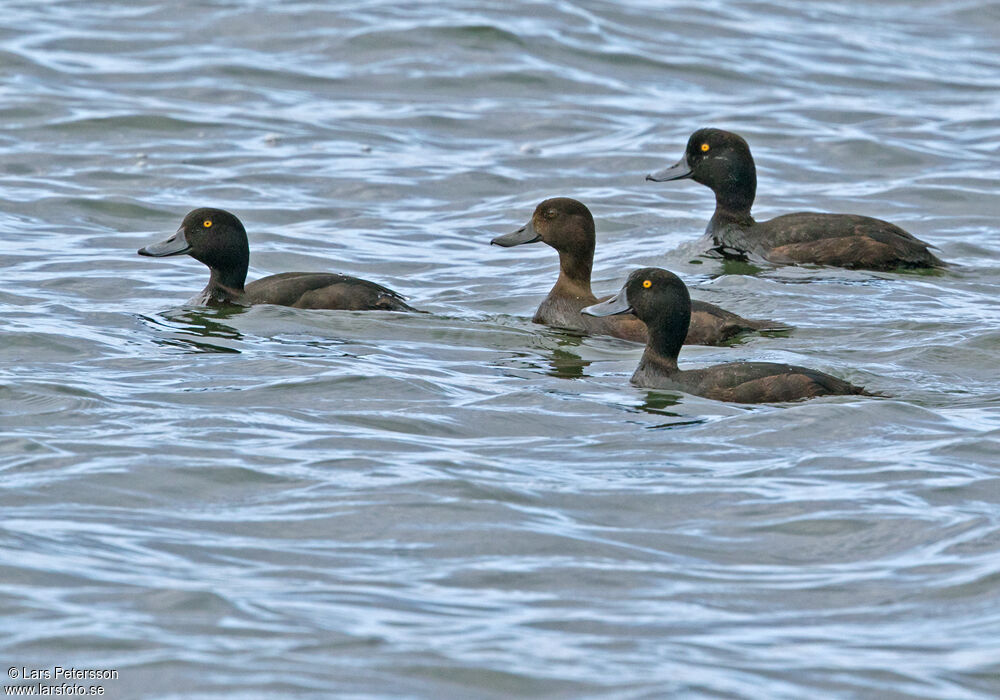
<box><xmin>648</xmin><ymin>128</ymin><xmax>945</xmax><ymax>271</ymax></box>
<box><xmin>534</xmin><ymin>293</ymin><xmax>779</xmax><ymax>345</ymax></box>
<box><xmin>492</xmin><ymin>197</ymin><xmax>784</xmax><ymax>345</ymax></box>
<box><xmin>138</xmin><ymin>208</ymin><xmax>415</xmax><ymax>311</ymax></box>
<box><xmin>631</xmin><ymin>356</ymin><xmax>869</xmax><ymax>403</ymax></box>
<box><xmin>244</xmin><ymin>272</ymin><xmax>414</xmax><ymax>310</ymax></box>
<box><xmin>710</xmin><ymin>211</ymin><xmax>943</xmax><ymax>270</ymax></box>
<box><xmin>583</xmin><ymin>267</ymin><xmax>873</xmax><ymax>403</ymax></box>
<box><xmin>531</xmin><ymin>280</ymin><xmax>648</xmax><ymax>343</ymax></box>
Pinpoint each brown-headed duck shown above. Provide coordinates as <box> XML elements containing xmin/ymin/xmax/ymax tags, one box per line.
<box><xmin>491</xmin><ymin>197</ymin><xmax>785</xmax><ymax>345</ymax></box>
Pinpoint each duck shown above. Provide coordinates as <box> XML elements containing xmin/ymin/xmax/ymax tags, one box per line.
<box><xmin>491</xmin><ymin>197</ymin><xmax>785</xmax><ymax>345</ymax></box>
<box><xmin>582</xmin><ymin>267</ymin><xmax>873</xmax><ymax>402</ymax></box>
<box><xmin>647</xmin><ymin>128</ymin><xmax>945</xmax><ymax>271</ymax></box>
<box><xmin>138</xmin><ymin>208</ymin><xmax>416</xmax><ymax>311</ymax></box>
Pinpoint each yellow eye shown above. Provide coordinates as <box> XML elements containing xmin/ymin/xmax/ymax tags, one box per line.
<box><xmin>203</xmin><ymin>220</ymin><xmax>212</xmax><ymax>228</ymax></box>
<box><xmin>700</xmin><ymin>143</ymin><xmax>710</xmax><ymax>152</ymax></box>
<box><xmin>642</xmin><ymin>279</ymin><xmax>652</xmax><ymax>288</ymax></box>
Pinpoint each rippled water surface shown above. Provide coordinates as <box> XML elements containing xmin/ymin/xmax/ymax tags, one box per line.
<box><xmin>2</xmin><ymin>1</ymin><xmax>1000</xmax><ymax>698</ymax></box>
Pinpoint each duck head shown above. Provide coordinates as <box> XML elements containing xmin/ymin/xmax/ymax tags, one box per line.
<box><xmin>491</xmin><ymin>197</ymin><xmax>595</xmax><ymax>255</ymax></box>
<box><xmin>583</xmin><ymin>267</ymin><xmax>691</xmax><ymax>361</ymax></box>
<box><xmin>139</xmin><ymin>208</ymin><xmax>250</xmax><ymax>290</ymax></box>
<box><xmin>647</xmin><ymin>128</ymin><xmax>757</xmax><ymax>213</ymax></box>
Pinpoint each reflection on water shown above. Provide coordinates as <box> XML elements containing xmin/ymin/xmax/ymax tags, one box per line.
<box><xmin>716</xmin><ymin>258</ymin><xmax>766</xmax><ymax>277</ymax></box>
<box><xmin>142</xmin><ymin>309</ymin><xmax>246</xmax><ymax>353</ymax></box>
<box><xmin>547</xmin><ymin>347</ymin><xmax>590</xmax><ymax>379</ymax></box>
<box><xmin>637</xmin><ymin>391</ymin><xmax>683</xmax><ymax>415</ymax></box>
<box><xmin>635</xmin><ymin>390</ymin><xmax>709</xmax><ymax>429</ymax></box>
<box><xmin>545</xmin><ymin>333</ymin><xmax>592</xmax><ymax>379</ymax></box>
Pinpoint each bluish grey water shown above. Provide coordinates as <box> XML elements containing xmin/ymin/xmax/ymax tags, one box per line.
<box><xmin>1</xmin><ymin>1</ymin><xmax>999</xmax><ymax>698</ymax></box>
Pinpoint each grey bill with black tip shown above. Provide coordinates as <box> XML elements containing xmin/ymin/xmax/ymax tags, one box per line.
<box><xmin>581</xmin><ymin>288</ymin><xmax>633</xmax><ymax>317</ymax></box>
<box><xmin>138</xmin><ymin>227</ymin><xmax>191</xmax><ymax>257</ymax></box>
<box><xmin>646</xmin><ymin>156</ymin><xmax>692</xmax><ymax>182</ymax></box>
<box><xmin>490</xmin><ymin>219</ymin><xmax>541</xmax><ymax>247</ymax></box>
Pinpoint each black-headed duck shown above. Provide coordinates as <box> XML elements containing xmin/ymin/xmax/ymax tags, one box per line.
<box><xmin>491</xmin><ymin>197</ymin><xmax>784</xmax><ymax>345</ymax></box>
<box><xmin>647</xmin><ymin>128</ymin><xmax>945</xmax><ymax>271</ymax></box>
<box><xmin>138</xmin><ymin>208</ymin><xmax>416</xmax><ymax>311</ymax></box>
<box><xmin>583</xmin><ymin>267</ymin><xmax>872</xmax><ymax>402</ymax></box>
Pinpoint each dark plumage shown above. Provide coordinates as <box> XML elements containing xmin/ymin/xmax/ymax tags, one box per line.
<box><xmin>647</xmin><ymin>128</ymin><xmax>945</xmax><ymax>271</ymax></box>
<box><xmin>491</xmin><ymin>197</ymin><xmax>785</xmax><ymax>346</ymax></box>
<box><xmin>138</xmin><ymin>208</ymin><xmax>415</xmax><ymax>311</ymax></box>
<box><xmin>582</xmin><ymin>267</ymin><xmax>874</xmax><ymax>402</ymax></box>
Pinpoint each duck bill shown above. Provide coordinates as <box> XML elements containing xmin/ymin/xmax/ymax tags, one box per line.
<box><xmin>646</xmin><ymin>156</ymin><xmax>692</xmax><ymax>182</ymax></box>
<box><xmin>582</xmin><ymin>288</ymin><xmax>633</xmax><ymax>317</ymax></box>
<box><xmin>138</xmin><ymin>227</ymin><xmax>191</xmax><ymax>257</ymax></box>
<box><xmin>491</xmin><ymin>220</ymin><xmax>541</xmax><ymax>247</ymax></box>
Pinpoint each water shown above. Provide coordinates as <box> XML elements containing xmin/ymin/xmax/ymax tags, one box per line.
<box><xmin>2</xmin><ymin>1</ymin><xmax>999</xmax><ymax>697</ymax></box>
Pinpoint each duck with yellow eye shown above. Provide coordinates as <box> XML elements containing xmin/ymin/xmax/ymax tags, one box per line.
<box><xmin>583</xmin><ymin>267</ymin><xmax>874</xmax><ymax>402</ymax></box>
<box><xmin>647</xmin><ymin>128</ymin><xmax>945</xmax><ymax>271</ymax></box>
<box><xmin>138</xmin><ymin>208</ymin><xmax>417</xmax><ymax>310</ymax></box>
